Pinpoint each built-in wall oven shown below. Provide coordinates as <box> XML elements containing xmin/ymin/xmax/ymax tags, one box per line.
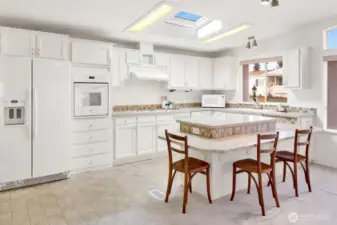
<box><xmin>73</xmin><ymin>74</ymin><xmax>109</xmax><ymax>117</ymax></box>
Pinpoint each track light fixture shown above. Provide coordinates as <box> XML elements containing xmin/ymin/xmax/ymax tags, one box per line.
<box><xmin>246</xmin><ymin>36</ymin><xmax>258</xmax><ymax>49</ymax></box>
<box><xmin>261</xmin><ymin>0</ymin><xmax>280</xmax><ymax>7</ymax></box>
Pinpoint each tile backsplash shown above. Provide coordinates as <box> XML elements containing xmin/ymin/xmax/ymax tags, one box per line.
<box><xmin>112</xmin><ymin>102</ymin><xmax>201</xmax><ymax>112</ymax></box>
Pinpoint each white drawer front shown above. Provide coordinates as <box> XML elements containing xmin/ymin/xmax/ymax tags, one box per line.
<box><xmin>137</xmin><ymin>116</ymin><xmax>156</xmax><ymax>123</ymax></box>
<box><xmin>157</xmin><ymin>115</ymin><xmax>175</xmax><ymax>122</ymax></box>
<box><xmin>72</xmin><ymin>130</ymin><xmax>110</xmax><ymax>144</ymax></box>
<box><xmin>72</xmin><ymin>154</ymin><xmax>111</xmax><ymax>171</ymax></box>
<box><xmin>72</xmin><ymin>142</ymin><xmax>110</xmax><ymax>158</ymax></box>
<box><xmin>115</xmin><ymin>117</ymin><xmax>137</xmax><ymax>125</ymax></box>
<box><xmin>73</xmin><ymin>119</ymin><xmax>110</xmax><ymax>132</ymax></box>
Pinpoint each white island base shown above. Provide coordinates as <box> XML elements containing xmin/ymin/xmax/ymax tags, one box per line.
<box><xmin>158</xmin><ymin>130</ymin><xmax>310</xmax><ymax>200</ymax></box>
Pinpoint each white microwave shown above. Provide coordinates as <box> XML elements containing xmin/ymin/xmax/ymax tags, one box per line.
<box><xmin>73</xmin><ymin>74</ymin><xmax>109</xmax><ymax>117</ymax></box>
<box><xmin>201</xmin><ymin>95</ymin><xmax>226</xmax><ymax>108</ymax></box>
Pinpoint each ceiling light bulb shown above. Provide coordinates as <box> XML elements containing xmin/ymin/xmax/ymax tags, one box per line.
<box><xmin>261</xmin><ymin>0</ymin><xmax>271</xmax><ymax>5</ymax></box>
<box><xmin>271</xmin><ymin>0</ymin><xmax>279</xmax><ymax>7</ymax></box>
<box><xmin>252</xmin><ymin>38</ymin><xmax>258</xmax><ymax>47</ymax></box>
<box><xmin>246</xmin><ymin>41</ymin><xmax>251</xmax><ymax>49</ymax></box>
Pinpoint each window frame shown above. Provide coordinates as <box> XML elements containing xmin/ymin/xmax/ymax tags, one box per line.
<box><xmin>323</xmin><ymin>25</ymin><xmax>337</xmax><ymax>50</ymax></box>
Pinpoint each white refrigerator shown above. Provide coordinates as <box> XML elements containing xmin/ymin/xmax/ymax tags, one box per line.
<box><xmin>0</xmin><ymin>56</ymin><xmax>71</xmax><ymax>184</ymax></box>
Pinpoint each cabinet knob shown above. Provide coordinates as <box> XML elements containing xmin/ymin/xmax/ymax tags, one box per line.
<box><xmin>89</xmin><ymin>149</ymin><xmax>93</xmax><ymax>151</ymax></box>
<box><xmin>89</xmin><ymin>124</ymin><xmax>93</xmax><ymax>128</ymax></box>
<box><xmin>89</xmin><ymin>161</ymin><xmax>92</xmax><ymax>165</ymax></box>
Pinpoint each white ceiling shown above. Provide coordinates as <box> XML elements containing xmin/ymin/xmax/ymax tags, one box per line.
<box><xmin>0</xmin><ymin>0</ymin><xmax>337</xmax><ymax>52</ymax></box>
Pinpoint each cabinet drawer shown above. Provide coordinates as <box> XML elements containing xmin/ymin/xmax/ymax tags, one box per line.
<box><xmin>73</xmin><ymin>119</ymin><xmax>110</xmax><ymax>132</ymax></box>
<box><xmin>72</xmin><ymin>141</ymin><xmax>110</xmax><ymax>158</ymax></box>
<box><xmin>72</xmin><ymin>130</ymin><xmax>110</xmax><ymax>144</ymax></box>
<box><xmin>137</xmin><ymin>116</ymin><xmax>156</xmax><ymax>123</ymax></box>
<box><xmin>72</xmin><ymin>154</ymin><xmax>111</xmax><ymax>171</ymax></box>
<box><xmin>115</xmin><ymin>117</ymin><xmax>137</xmax><ymax>125</ymax></box>
<box><xmin>157</xmin><ymin>115</ymin><xmax>175</xmax><ymax>122</ymax></box>
<box><xmin>175</xmin><ymin>113</ymin><xmax>190</xmax><ymax>119</ymax></box>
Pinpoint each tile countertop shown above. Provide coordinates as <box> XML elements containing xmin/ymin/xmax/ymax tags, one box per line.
<box><xmin>177</xmin><ymin>114</ymin><xmax>276</xmax><ymax>128</ymax></box>
<box><xmin>111</xmin><ymin>107</ymin><xmax>316</xmax><ymax>118</ymax></box>
<box><xmin>157</xmin><ymin>128</ymin><xmax>322</xmax><ymax>153</ymax></box>
<box><xmin>157</xmin><ymin>129</ymin><xmax>295</xmax><ymax>153</ymax></box>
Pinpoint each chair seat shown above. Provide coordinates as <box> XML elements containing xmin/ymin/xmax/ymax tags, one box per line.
<box><xmin>233</xmin><ymin>158</ymin><xmax>272</xmax><ymax>173</ymax></box>
<box><xmin>173</xmin><ymin>157</ymin><xmax>210</xmax><ymax>173</ymax></box>
<box><xmin>275</xmin><ymin>151</ymin><xmax>306</xmax><ymax>162</ymax></box>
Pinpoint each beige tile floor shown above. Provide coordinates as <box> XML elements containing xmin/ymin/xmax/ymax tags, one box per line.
<box><xmin>1</xmin><ymin>158</ymin><xmax>337</xmax><ymax>225</ymax></box>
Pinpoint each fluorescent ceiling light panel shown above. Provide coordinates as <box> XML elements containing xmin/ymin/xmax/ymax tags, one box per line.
<box><xmin>198</xmin><ymin>20</ymin><xmax>222</xmax><ymax>39</ymax></box>
<box><xmin>127</xmin><ymin>4</ymin><xmax>173</xmax><ymax>33</ymax></box>
<box><xmin>201</xmin><ymin>24</ymin><xmax>251</xmax><ymax>44</ymax></box>
<box><xmin>174</xmin><ymin>11</ymin><xmax>202</xmax><ymax>22</ymax></box>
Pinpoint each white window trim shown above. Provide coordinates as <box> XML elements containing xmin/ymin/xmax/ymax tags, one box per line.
<box><xmin>323</xmin><ymin>24</ymin><xmax>337</xmax><ymax>50</ymax></box>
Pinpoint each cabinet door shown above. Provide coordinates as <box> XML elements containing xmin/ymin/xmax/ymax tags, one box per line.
<box><xmin>36</xmin><ymin>33</ymin><xmax>68</xmax><ymax>60</ymax></box>
<box><xmin>155</xmin><ymin>53</ymin><xmax>171</xmax><ymax>75</ymax></box>
<box><xmin>199</xmin><ymin>58</ymin><xmax>213</xmax><ymax>89</ymax></box>
<box><xmin>1</xmin><ymin>27</ymin><xmax>35</xmax><ymax>57</ymax></box>
<box><xmin>213</xmin><ymin>58</ymin><xmax>226</xmax><ymax>89</ymax></box>
<box><xmin>137</xmin><ymin>123</ymin><xmax>156</xmax><ymax>155</ymax></box>
<box><xmin>72</xmin><ymin>40</ymin><xmax>112</xmax><ymax>66</ymax></box>
<box><xmin>111</xmin><ymin>48</ymin><xmax>123</xmax><ymax>86</ymax></box>
<box><xmin>115</xmin><ymin>124</ymin><xmax>137</xmax><ymax>159</ymax></box>
<box><xmin>157</xmin><ymin>121</ymin><xmax>175</xmax><ymax>152</ymax></box>
<box><xmin>185</xmin><ymin>56</ymin><xmax>199</xmax><ymax>89</ymax></box>
<box><xmin>283</xmin><ymin>49</ymin><xmax>300</xmax><ymax>88</ymax></box>
<box><xmin>170</xmin><ymin>54</ymin><xmax>186</xmax><ymax>88</ymax></box>
<box><xmin>126</xmin><ymin>49</ymin><xmax>140</xmax><ymax>64</ymax></box>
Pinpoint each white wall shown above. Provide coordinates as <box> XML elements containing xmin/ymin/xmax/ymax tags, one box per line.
<box><xmin>221</xmin><ymin>15</ymin><xmax>337</xmax><ymax>127</ymax></box>
<box><xmin>110</xmin><ymin>79</ymin><xmax>205</xmax><ymax>106</ymax></box>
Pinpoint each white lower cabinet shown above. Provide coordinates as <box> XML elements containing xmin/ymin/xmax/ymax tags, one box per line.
<box><xmin>157</xmin><ymin>121</ymin><xmax>175</xmax><ymax>152</ymax></box>
<box><xmin>137</xmin><ymin>123</ymin><xmax>157</xmax><ymax>155</ymax></box>
<box><xmin>71</xmin><ymin>118</ymin><xmax>112</xmax><ymax>173</ymax></box>
<box><xmin>115</xmin><ymin>123</ymin><xmax>137</xmax><ymax>159</ymax></box>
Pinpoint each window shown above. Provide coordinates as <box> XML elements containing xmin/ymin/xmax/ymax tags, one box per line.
<box><xmin>174</xmin><ymin>11</ymin><xmax>202</xmax><ymax>22</ymax></box>
<box><xmin>243</xmin><ymin>60</ymin><xmax>287</xmax><ymax>103</ymax></box>
<box><xmin>326</xmin><ymin>28</ymin><xmax>337</xmax><ymax>49</ymax></box>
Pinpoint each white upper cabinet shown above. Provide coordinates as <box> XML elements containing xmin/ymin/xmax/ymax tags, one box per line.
<box><xmin>0</xmin><ymin>27</ymin><xmax>69</xmax><ymax>59</ymax></box>
<box><xmin>283</xmin><ymin>47</ymin><xmax>310</xmax><ymax>89</ymax></box>
<box><xmin>36</xmin><ymin>32</ymin><xmax>68</xmax><ymax>60</ymax></box>
<box><xmin>111</xmin><ymin>47</ymin><xmax>128</xmax><ymax>86</ymax></box>
<box><xmin>170</xmin><ymin>54</ymin><xmax>186</xmax><ymax>88</ymax></box>
<box><xmin>199</xmin><ymin>58</ymin><xmax>213</xmax><ymax>89</ymax></box>
<box><xmin>1</xmin><ymin>27</ymin><xmax>36</xmax><ymax>57</ymax></box>
<box><xmin>155</xmin><ymin>52</ymin><xmax>171</xmax><ymax>74</ymax></box>
<box><xmin>126</xmin><ymin>49</ymin><xmax>140</xmax><ymax>64</ymax></box>
<box><xmin>185</xmin><ymin>56</ymin><xmax>199</xmax><ymax>89</ymax></box>
<box><xmin>71</xmin><ymin>39</ymin><xmax>112</xmax><ymax>66</ymax></box>
<box><xmin>213</xmin><ymin>56</ymin><xmax>237</xmax><ymax>90</ymax></box>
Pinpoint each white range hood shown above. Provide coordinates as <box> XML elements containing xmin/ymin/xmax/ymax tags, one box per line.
<box><xmin>127</xmin><ymin>43</ymin><xmax>169</xmax><ymax>81</ymax></box>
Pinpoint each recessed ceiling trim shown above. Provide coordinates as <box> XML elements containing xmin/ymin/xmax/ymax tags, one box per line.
<box><xmin>201</xmin><ymin>24</ymin><xmax>251</xmax><ymax>44</ymax></box>
<box><xmin>126</xmin><ymin>3</ymin><xmax>173</xmax><ymax>33</ymax></box>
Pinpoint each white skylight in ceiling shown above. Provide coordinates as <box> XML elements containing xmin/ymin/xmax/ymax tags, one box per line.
<box><xmin>198</xmin><ymin>20</ymin><xmax>222</xmax><ymax>39</ymax></box>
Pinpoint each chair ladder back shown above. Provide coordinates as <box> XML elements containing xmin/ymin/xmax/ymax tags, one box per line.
<box><xmin>294</xmin><ymin>126</ymin><xmax>313</xmax><ymax>159</ymax></box>
<box><xmin>165</xmin><ymin>130</ymin><xmax>189</xmax><ymax>167</ymax></box>
<box><xmin>257</xmin><ymin>132</ymin><xmax>279</xmax><ymax>172</ymax></box>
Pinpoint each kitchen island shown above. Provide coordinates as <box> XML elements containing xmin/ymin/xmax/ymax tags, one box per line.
<box><xmin>158</xmin><ymin>114</ymin><xmax>306</xmax><ymax>200</ymax></box>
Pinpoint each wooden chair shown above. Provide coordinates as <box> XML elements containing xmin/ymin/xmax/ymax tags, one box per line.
<box><xmin>164</xmin><ymin>130</ymin><xmax>212</xmax><ymax>214</ymax></box>
<box><xmin>230</xmin><ymin>132</ymin><xmax>280</xmax><ymax>216</ymax></box>
<box><xmin>275</xmin><ymin>127</ymin><xmax>313</xmax><ymax>197</ymax></box>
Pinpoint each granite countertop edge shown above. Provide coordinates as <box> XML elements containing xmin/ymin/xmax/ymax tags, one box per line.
<box><xmin>111</xmin><ymin>107</ymin><xmax>316</xmax><ymax>118</ymax></box>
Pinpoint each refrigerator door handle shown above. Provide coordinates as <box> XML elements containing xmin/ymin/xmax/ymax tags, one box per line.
<box><xmin>33</xmin><ymin>87</ymin><xmax>37</xmax><ymax>140</ymax></box>
<box><xmin>26</xmin><ymin>86</ymin><xmax>32</xmax><ymax>138</ymax></box>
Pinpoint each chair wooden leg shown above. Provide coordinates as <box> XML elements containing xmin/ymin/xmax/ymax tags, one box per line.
<box><xmin>206</xmin><ymin>168</ymin><xmax>212</xmax><ymax>204</ymax></box>
<box><xmin>270</xmin><ymin>171</ymin><xmax>280</xmax><ymax>208</ymax></box>
<box><xmin>305</xmin><ymin>160</ymin><xmax>312</xmax><ymax>192</ymax></box>
<box><xmin>282</xmin><ymin>161</ymin><xmax>287</xmax><ymax>182</ymax></box>
<box><xmin>230</xmin><ymin>164</ymin><xmax>237</xmax><ymax>201</ymax></box>
<box><xmin>257</xmin><ymin>174</ymin><xmax>266</xmax><ymax>216</ymax></box>
<box><xmin>182</xmin><ymin>172</ymin><xmax>189</xmax><ymax>214</ymax></box>
<box><xmin>165</xmin><ymin>169</ymin><xmax>173</xmax><ymax>203</ymax></box>
<box><xmin>293</xmin><ymin>162</ymin><xmax>299</xmax><ymax>197</ymax></box>
<box><xmin>247</xmin><ymin>174</ymin><xmax>251</xmax><ymax>194</ymax></box>
<box><xmin>189</xmin><ymin>173</ymin><xmax>192</xmax><ymax>193</ymax></box>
